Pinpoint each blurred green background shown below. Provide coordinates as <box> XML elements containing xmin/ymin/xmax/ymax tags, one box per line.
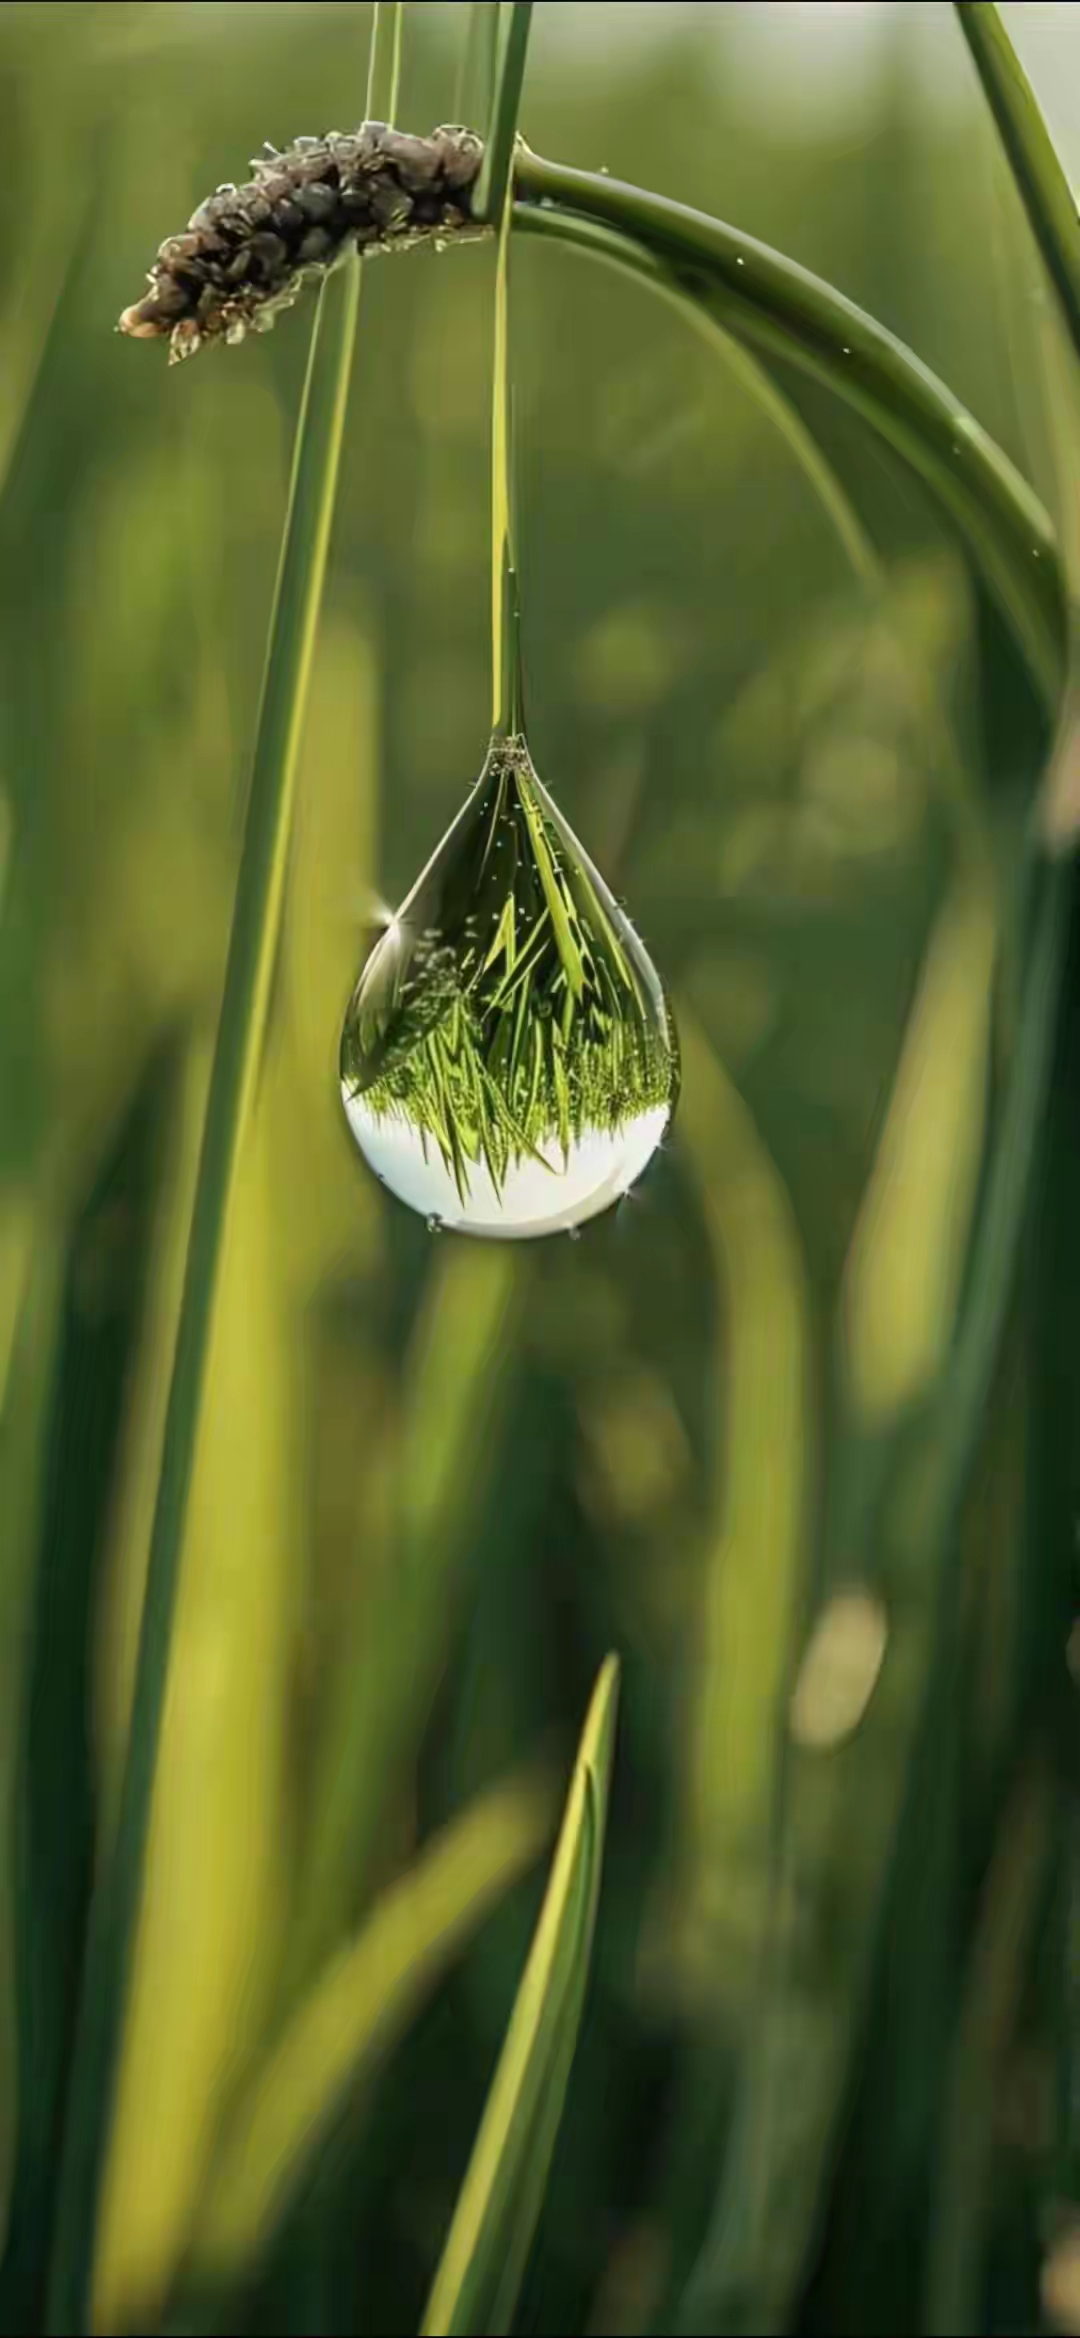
<box><xmin>2</xmin><ymin>3</ymin><xmax>1080</xmax><ymax>2333</ymax></box>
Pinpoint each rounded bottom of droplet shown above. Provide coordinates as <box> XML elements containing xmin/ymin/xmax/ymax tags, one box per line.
<box><xmin>341</xmin><ymin>1088</ymin><xmax>671</xmax><ymax>1239</ymax></box>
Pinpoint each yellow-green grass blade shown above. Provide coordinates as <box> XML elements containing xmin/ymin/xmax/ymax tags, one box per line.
<box><xmin>840</xmin><ymin>859</ymin><xmax>999</xmax><ymax>1432</ymax></box>
<box><xmin>664</xmin><ymin>1006</ymin><xmax>810</xmax><ymax>2018</ymax></box>
<box><xmin>288</xmin><ymin>1240</ymin><xmax>522</xmax><ymax>1991</ymax></box>
<box><xmin>421</xmin><ymin>1655</ymin><xmax>620</xmax><ymax>2338</ymax></box>
<box><xmin>184</xmin><ymin>1765</ymin><xmax>556</xmax><ymax>2294</ymax></box>
<box><xmin>44</xmin><ymin>11</ymin><xmax>405</xmax><ymax>2330</ymax></box>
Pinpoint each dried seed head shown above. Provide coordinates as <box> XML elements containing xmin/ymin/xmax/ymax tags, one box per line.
<box><xmin>118</xmin><ymin>123</ymin><xmax>486</xmax><ymax>364</ymax></box>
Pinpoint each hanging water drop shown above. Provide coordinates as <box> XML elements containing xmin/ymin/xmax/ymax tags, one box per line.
<box><xmin>338</xmin><ymin>107</ymin><xmax>677</xmax><ymax>1239</ymax></box>
<box><xmin>340</xmin><ymin>733</ymin><xmax>678</xmax><ymax>1239</ymax></box>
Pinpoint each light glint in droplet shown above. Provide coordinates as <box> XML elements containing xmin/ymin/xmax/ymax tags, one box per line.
<box><xmin>340</xmin><ymin>734</ymin><xmax>679</xmax><ymax>1239</ymax></box>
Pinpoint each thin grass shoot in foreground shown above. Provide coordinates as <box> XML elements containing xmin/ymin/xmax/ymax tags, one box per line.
<box><xmin>421</xmin><ymin>1655</ymin><xmax>621</xmax><ymax>2338</ymax></box>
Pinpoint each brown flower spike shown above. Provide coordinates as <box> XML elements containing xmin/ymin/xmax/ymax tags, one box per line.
<box><xmin>119</xmin><ymin>123</ymin><xmax>486</xmax><ymax>363</ymax></box>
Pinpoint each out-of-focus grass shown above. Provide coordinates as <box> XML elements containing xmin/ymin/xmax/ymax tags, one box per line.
<box><xmin>0</xmin><ymin>3</ymin><xmax>1075</xmax><ymax>2335</ymax></box>
<box><xmin>190</xmin><ymin>1760</ymin><xmax>558</xmax><ymax>2300</ymax></box>
<box><xmin>663</xmin><ymin>1004</ymin><xmax>810</xmax><ymax>2019</ymax></box>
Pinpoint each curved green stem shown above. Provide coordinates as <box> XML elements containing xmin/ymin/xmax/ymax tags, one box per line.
<box><xmin>43</xmin><ymin>10</ymin><xmax>404</xmax><ymax>2332</ymax></box>
<box><xmin>512</xmin><ymin>154</ymin><xmax>1065</xmax><ymax>710</ymax></box>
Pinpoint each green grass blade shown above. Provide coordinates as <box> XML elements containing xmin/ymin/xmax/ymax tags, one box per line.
<box><xmin>925</xmin><ymin>1758</ymin><xmax>1054</xmax><ymax>2335</ymax></box>
<box><xmin>421</xmin><ymin>1655</ymin><xmax>621</xmax><ymax>2338</ymax></box>
<box><xmin>0</xmin><ymin>1205</ymin><xmax>65</xmax><ymax>2261</ymax></box>
<box><xmin>473</xmin><ymin>3</ymin><xmax>534</xmax><ymax>224</ymax></box>
<box><xmin>956</xmin><ymin>3</ymin><xmax>1080</xmax><ymax>361</ymax></box>
<box><xmin>513</xmin><ymin>165</ymin><xmax>1064</xmax><ymax>710</ymax></box>
<box><xmin>454</xmin><ymin>2</ymin><xmax>501</xmax><ymax>127</ymax></box>
<box><xmin>184</xmin><ymin>1766</ymin><xmax>556</xmax><ymax>2292</ymax></box>
<box><xmin>43</xmin><ymin>12</ymin><xmax>404</xmax><ymax>2331</ymax></box>
<box><xmin>287</xmin><ymin>1243</ymin><xmax>522</xmax><ymax>1989</ymax></box>
<box><xmin>666</xmin><ymin>1006</ymin><xmax>810</xmax><ymax>2018</ymax></box>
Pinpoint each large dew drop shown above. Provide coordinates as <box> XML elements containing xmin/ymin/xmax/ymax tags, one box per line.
<box><xmin>340</xmin><ymin>736</ymin><xmax>679</xmax><ymax>1238</ymax></box>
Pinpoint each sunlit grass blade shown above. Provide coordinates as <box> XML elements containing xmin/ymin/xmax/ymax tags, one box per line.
<box><xmin>90</xmin><ymin>1111</ymin><xmax>295</xmax><ymax>2338</ymax></box>
<box><xmin>180</xmin><ymin>1765</ymin><xmax>555</xmax><ymax>2302</ymax></box>
<box><xmin>44</xmin><ymin>10</ymin><xmax>404</xmax><ymax>2331</ymax></box>
<box><xmin>473</xmin><ymin>3</ymin><xmax>534</xmax><ymax>226</ymax></box>
<box><xmin>840</xmin><ymin>860</ymin><xmax>998</xmax><ymax>1431</ymax></box>
<box><xmin>421</xmin><ymin>1655</ymin><xmax>621</xmax><ymax>2338</ymax></box>
<box><xmin>288</xmin><ymin>1242</ymin><xmax>522</xmax><ymax>1989</ymax></box>
<box><xmin>956</xmin><ymin>3</ymin><xmax>1080</xmax><ymax>360</ymax></box>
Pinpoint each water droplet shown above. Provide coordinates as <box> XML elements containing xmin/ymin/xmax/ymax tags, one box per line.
<box><xmin>567</xmin><ymin>1224</ymin><xmax>582</xmax><ymax>1243</ymax></box>
<box><xmin>340</xmin><ymin>733</ymin><xmax>679</xmax><ymax>1240</ymax></box>
<box><xmin>735</xmin><ymin>256</ymin><xmax>745</xmax><ymax>268</ymax></box>
<box><xmin>426</xmin><ymin>1213</ymin><xmax>444</xmax><ymax>1234</ymax></box>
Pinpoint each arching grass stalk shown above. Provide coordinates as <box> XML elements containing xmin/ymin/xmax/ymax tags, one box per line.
<box><xmin>44</xmin><ymin>9</ymin><xmax>404</xmax><ymax>2331</ymax></box>
<box><xmin>117</xmin><ymin>120</ymin><xmax>1065</xmax><ymax>710</ymax></box>
<box><xmin>512</xmin><ymin>164</ymin><xmax>1064</xmax><ymax>712</ymax></box>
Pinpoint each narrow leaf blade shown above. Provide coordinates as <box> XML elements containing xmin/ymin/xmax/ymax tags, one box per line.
<box><xmin>421</xmin><ymin>1654</ymin><xmax>621</xmax><ymax>2338</ymax></box>
<box><xmin>956</xmin><ymin>3</ymin><xmax>1080</xmax><ymax>361</ymax></box>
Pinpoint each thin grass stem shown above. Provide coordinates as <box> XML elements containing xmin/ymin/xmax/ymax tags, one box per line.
<box><xmin>473</xmin><ymin>3</ymin><xmax>534</xmax><ymax>225</ymax></box>
<box><xmin>491</xmin><ymin>199</ymin><xmax>523</xmax><ymax>736</ymax></box>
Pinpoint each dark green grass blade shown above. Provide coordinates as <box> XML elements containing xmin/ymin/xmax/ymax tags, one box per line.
<box><xmin>925</xmin><ymin>1759</ymin><xmax>1055</xmax><ymax>2334</ymax></box>
<box><xmin>956</xmin><ymin>3</ymin><xmax>1080</xmax><ymax>360</ymax></box>
<box><xmin>473</xmin><ymin>4</ymin><xmax>534</xmax><ymax>226</ymax></box>
<box><xmin>0</xmin><ymin>1041</ymin><xmax>181</xmax><ymax>2335</ymax></box>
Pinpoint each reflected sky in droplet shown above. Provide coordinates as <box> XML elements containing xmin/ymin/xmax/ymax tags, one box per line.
<box><xmin>343</xmin><ymin>1091</ymin><xmax>671</xmax><ymax>1238</ymax></box>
